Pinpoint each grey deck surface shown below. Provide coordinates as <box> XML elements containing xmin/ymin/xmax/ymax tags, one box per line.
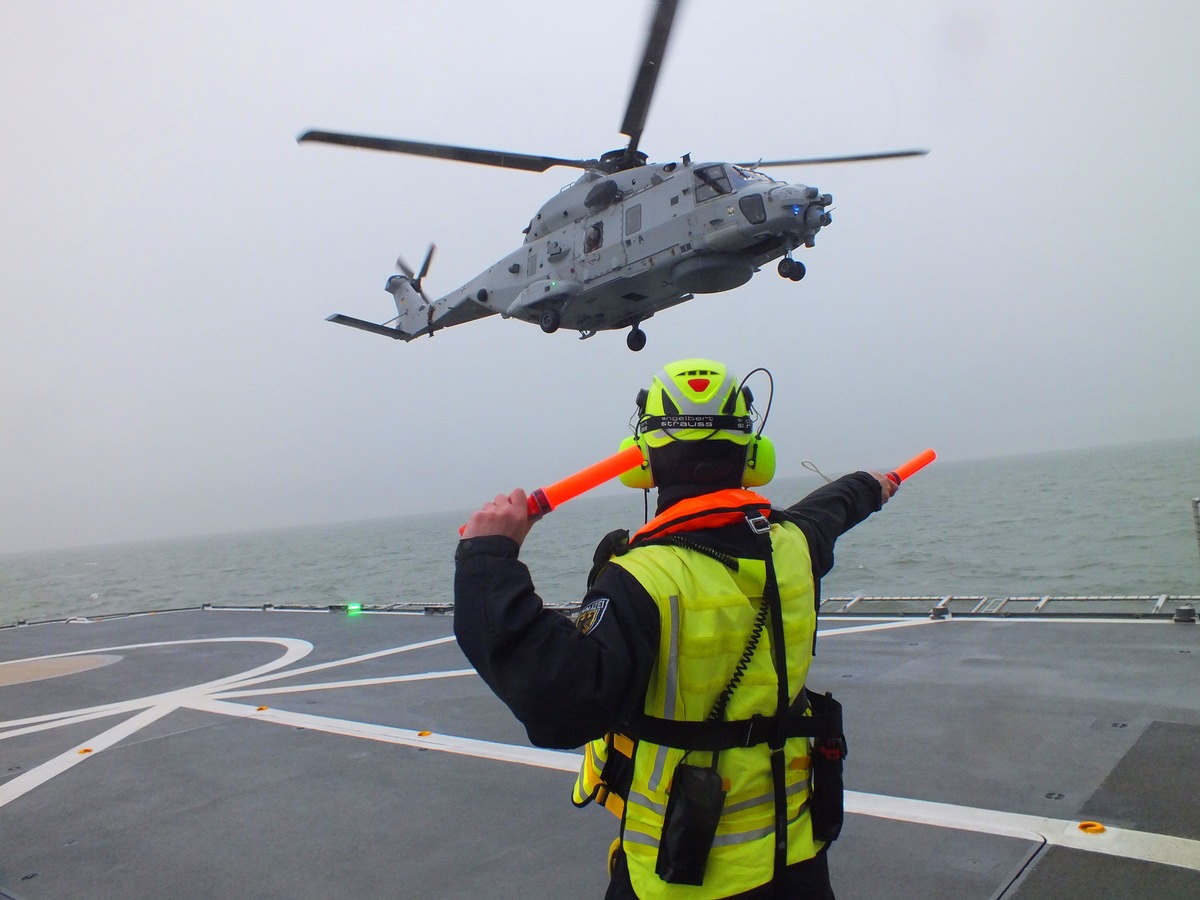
<box><xmin>2</xmin><ymin>608</ymin><xmax>1198</xmax><ymax>899</ymax></box>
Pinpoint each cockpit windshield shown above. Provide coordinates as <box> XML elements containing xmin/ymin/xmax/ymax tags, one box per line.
<box><xmin>730</xmin><ymin>165</ymin><xmax>776</xmax><ymax>187</ymax></box>
<box><xmin>692</xmin><ymin>164</ymin><xmax>732</xmax><ymax>202</ymax></box>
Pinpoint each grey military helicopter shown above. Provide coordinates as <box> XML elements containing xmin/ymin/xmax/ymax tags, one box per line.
<box><xmin>300</xmin><ymin>0</ymin><xmax>925</xmax><ymax>352</ymax></box>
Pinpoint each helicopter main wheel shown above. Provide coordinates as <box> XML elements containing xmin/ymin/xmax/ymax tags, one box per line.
<box><xmin>627</xmin><ymin>326</ymin><xmax>647</xmax><ymax>352</ymax></box>
<box><xmin>778</xmin><ymin>258</ymin><xmax>806</xmax><ymax>281</ymax></box>
<box><xmin>539</xmin><ymin>308</ymin><xmax>561</xmax><ymax>333</ymax></box>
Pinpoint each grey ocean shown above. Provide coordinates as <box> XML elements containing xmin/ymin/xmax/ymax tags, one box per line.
<box><xmin>3</xmin><ymin>438</ymin><xmax>1198</xmax><ymax>626</ymax></box>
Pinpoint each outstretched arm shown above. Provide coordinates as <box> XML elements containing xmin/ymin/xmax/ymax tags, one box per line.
<box><xmin>784</xmin><ymin>470</ymin><xmax>894</xmax><ymax>578</ymax></box>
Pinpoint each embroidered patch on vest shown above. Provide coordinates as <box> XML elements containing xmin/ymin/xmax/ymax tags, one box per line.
<box><xmin>577</xmin><ymin>598</ymin><xmax>610</xmax><ymax>635</ymax></box>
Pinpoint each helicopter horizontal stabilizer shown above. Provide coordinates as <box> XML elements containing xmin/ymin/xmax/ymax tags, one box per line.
<box><xmin>325</xmin><ymin>313</ymin><xmax>416</xmax><ymax>341</ymax></box>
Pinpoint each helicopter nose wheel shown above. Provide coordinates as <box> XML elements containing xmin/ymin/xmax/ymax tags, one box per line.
<box><xmin>777</xmin><ymin>257</ymin><xmax>806</xmax><ymax>281</ymax></box>
<box><xmin>539</xmin><ymin>308</ymin><xmax>561</xmax><ymax>334</ymax></box>
<box><xmin>627</xmin><ymin>325</ymin><xmax>647</xmax><ymax>352</ymax></box>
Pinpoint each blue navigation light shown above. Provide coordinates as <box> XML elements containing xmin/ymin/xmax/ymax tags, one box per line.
<box><xmin>790</xmin><ymin>204</ymin><xmax>802</xmax><ymax>216</ymax></box>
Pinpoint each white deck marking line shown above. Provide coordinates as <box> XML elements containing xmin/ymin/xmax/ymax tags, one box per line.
<box><xmin>0</xmin><ymin>637</ymin><xmax>465</xmax><ymax>806</ymax></box>
<box><xmin>0</xmin><ymin>637</ymin><xmax>314</xmax><ymax>731</ymax></box>
<box><xmin>212</xmin><ymin>668</ymin><xmax>476</xmax><ymax>699</ymax></box>
<box><xmin>186</xmin><ymin>697</ymin><xmax>579</xmax><ymax>771</ymax></box>
<box><xmin>816</xmin><ymin>616</ymin><xmax>1175</xmax><ymax>627</ymax></box>
<box><xmin>8</xmin><ymin>633</ymin><xmax>1198</xmax><ymax>875</ymax></box>
<box><xmin>224</xmin><ymin>635</ymin><xmax>458</xmax><ymax>689</ymax></box>
<box><xmin>847</xmin><ymin>790</ymin><xmax>1200</xmax><ymax>873</ymax></box>
<box><xmin>0</xmin><ymin>706</ymin><xmax>137</xmax><ymax>742</ymax></box>
<box><xmin>0</xmin><ymin>637</ymin><xmax>455</xmax><ymax>737</ymax></box>
<box><xmin>818</xmin><ymin>618</ymin><xmax>946</xmax><ymax>636</ymax></box>
<box><xmin>1</xmin><ymin>637</ymin><xmax>313</xmax><ymax>670</ymax></box>
<box><xmin>0</xmin><ymin>637</ymin><xmax>316</xmax><ymax>810</ymax></box>
<box><xmin>943</xmin><ymin>617</ymin><xmax>1177</xmax><ymax>625</ymax></box>
<box><xmin>0</xmin><ymin>704</ymin><xmax>178</xmax><ymax>809</ymax></box>
<box><xmin>184</xmin><ymin>697</ymin><xmax>1200</xmax><ymax>874</ymax></box>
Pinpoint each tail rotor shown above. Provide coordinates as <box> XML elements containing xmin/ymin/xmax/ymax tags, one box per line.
<box><xmin>382</xmin><ymin>243</ymin><xmax>436</xmax><ymax>328</ymax></box>
<box><xmin>396</xmin><ymin>244</ymin><xmax>436</xmax><ymax>303</ymax></box>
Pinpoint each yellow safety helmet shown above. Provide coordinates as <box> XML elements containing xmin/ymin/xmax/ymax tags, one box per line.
<box><xmin>619</xmin><ymin>358</ymin><xmax>775</xmax><ymax>489</ymax></box>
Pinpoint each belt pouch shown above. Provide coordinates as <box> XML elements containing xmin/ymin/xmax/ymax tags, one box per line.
<box><xmin>655</xmin><ymin>762</ymin><xmax>726</xmax><ymax>885</ymax></box>
<box><xmin>806</xmin><ymin>691</ymin><xmax>846</xmax><ymax>842</ymax></box>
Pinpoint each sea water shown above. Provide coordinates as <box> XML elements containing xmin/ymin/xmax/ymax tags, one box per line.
<box><xmin>2</xmin><ymin>437</ymin><xmax>1198</xmax><ymax>626</ymax></box>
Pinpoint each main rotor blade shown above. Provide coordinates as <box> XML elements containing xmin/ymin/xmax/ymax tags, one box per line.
<box><xmin>298</xmin><ymin>130</ymin><xmax>597</xmax><ymax>173</ymax></box>
<box><xmin>620</xmin><ymin>0</ymin><xmax>680</xmax><ymax>154</ymax></box>
<box><xmin>743</xmin><ymin>149</ymin><xmax>930</xmax><ymax>167</ymax></box>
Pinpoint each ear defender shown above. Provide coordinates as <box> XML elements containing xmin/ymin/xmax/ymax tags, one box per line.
<box><xmin>618</xmin><ymin>434</ymin><xmax>654</xmax><ymax>489</ymax></box>
<box><xmin>741</xmin><ymin>434</ymin><xmax>776</xmax><ymax>487</ymax></box>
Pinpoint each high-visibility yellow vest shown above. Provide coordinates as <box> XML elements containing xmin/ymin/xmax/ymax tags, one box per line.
<box><xmin>573</xmin><ymin>490</ymin><xmax>824</xmax><ymax>899</ymax></box>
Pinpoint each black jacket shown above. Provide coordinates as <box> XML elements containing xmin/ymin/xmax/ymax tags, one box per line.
<box><xmin>453</xmin><ymin>472</ymin><xmax>884</xmax><ymax>750</ymax></box>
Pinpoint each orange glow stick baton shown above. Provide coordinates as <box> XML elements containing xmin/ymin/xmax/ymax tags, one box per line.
<box><xmin>459</xmin><ymin>443</ymin><xmax>646</xmax><ymax>534</ymax></box>
<box><xmin>527</xmin><ymin>443</ymin><xmax>646</xmax><ymax>519</ymax></box>
<box><xmin>887</xmin><ymin>448</ymin><xmax>936</xmax><ymax>485</ymax></box>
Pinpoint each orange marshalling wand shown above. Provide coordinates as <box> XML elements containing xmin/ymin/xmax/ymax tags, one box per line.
<box><xmin>459</xmin><ymin>443</ymin><xmax>646</xmax><ymax>535</ymax></box>
<box><xmin>527</xmin><ymin>443</ymin><xmax>645</xmax><ymax>518</ymax></box>
<box><xmin>887</xmin><ymin>448</ymin><xmax>937</xmax><ymax>485</ymax></box>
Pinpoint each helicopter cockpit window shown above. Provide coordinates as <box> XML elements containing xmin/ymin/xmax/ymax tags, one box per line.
<box><xmin>738</xmin><ymin>194</ymin><xmax>766</xmax><ymax>225</ymax></box>
<box><xmin>731</xmin><ymin>166</ymin><xmax>775</xmax><ymax>186</ymax></box>
<box><xmin>584</xmin><ymin>221</ymin><xmax>604</xmax><ymax>253</ymax></box>
<box><xmin>693</xmin><ymin>165</ymin><xmax>732</xmax><ymax>202</ymax></box>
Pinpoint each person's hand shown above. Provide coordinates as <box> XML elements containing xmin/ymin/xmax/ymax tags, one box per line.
<box><xmin>867</xmin><ymin>471</ymin><xmax>898</xmax><ymax>504</ymax></box>
<box><xmin>460</xmin><ymin>488</ymin><xmax>535</xmax><ymax>545</ymax></box>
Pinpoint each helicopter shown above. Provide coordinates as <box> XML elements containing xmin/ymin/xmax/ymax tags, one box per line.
<box><xmin>299</xmin><ymin>0</ymin><xmax>926</xmax><ymax>352</ymax></box>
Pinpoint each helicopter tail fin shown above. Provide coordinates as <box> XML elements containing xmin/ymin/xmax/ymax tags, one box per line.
<box><xmin>383</xmin><ymin>273</ymin><xmax>435</xmax><ymax>337</ymax></box>
<box><xmin>323</xmin><ymin>273</ymin><xmax>432</xmax><ymax>341</ymax></box>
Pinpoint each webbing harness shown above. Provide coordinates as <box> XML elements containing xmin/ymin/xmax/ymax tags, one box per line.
<box><xmin>590</xmin><ymin>499</ymin><xmax>848</xmax><ymax>886</ymax></box>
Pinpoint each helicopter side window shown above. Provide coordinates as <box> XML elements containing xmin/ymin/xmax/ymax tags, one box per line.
<box><xmin>584</xmin><ymin>222</ymin><xmax>604</xmax><ymax>253</ymax></box>
<box><xmin>625</xmin><ymin>204</ymin><xmax>642</xmax><ymax>235</ymax></box>
<box><xmin>738</xmin><ymin>194</ymin><xmax>766</xmax><ymax>225</ymax></box>
<box><xmin>693</xmin><ymin>165</ymin><xmax>732</xmax><ymax>202</ymax></box>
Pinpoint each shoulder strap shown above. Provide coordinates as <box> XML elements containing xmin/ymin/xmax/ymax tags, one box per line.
<box><xmin>586</xmin><ymin>527</ymin><xmax>630</xmax><ymax>589</ymax></box>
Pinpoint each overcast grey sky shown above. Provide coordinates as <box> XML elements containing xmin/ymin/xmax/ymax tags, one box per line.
<box><xmin>2</xmin><ymin>1</ymin><xmax>1198</xmax><ymax>553</ymax></box>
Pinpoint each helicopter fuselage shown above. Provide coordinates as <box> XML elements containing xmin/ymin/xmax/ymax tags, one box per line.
<box><xmin>412</xmin><ymin>155</ymin><xmax>831</xmax><ymax>341</ymax></box>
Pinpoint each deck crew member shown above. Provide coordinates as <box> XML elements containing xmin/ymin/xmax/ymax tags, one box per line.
<box><xmin>455</xmin><ymin>358</ymin><xmax>895</xmax><ymax>898</ymax></box>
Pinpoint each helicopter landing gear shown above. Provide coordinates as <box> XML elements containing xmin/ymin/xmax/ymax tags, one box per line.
<box><xmin>539</xmin><ymin>308</ymin><xmax>561</xmax><ymax>333</ymax></box>
<box><xmin>627</xmin><ymin>325</ymin><xmax>647</xmax><ymax>352</ymax></box>
<box><xmin>778</xmin><ymin>257</ymin><xmax>806</xmax><ymax>281</ymax></box>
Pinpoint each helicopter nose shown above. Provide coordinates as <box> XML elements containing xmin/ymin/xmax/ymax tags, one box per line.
<box><xmin>807</xmin><ymin>192</ymin><xmax>833</xmax><ymax>228</ymax></box>
<box><xmin>804</xmin><ymin>204</ymin><xmax>833</xmax><ymax>228</ymax></box>
<box><xmin>769</xmin><ymin>184</ymin><xmax>832</xmax><ymax>236</ymax></box>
